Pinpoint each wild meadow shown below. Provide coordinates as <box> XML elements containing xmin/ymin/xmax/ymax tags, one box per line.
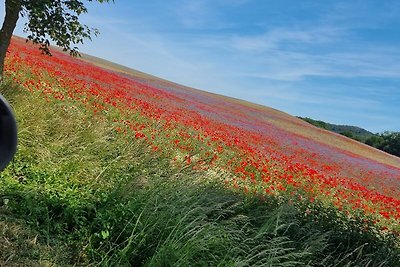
<box><xmin>0</xmin><ymin>37</ymin><xmax>399</xmax><ymax>266</ymax></box>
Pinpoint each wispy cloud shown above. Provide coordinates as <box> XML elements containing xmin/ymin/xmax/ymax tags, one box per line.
<box><xmin>235</xmin><ymin>49</ymin><xmax>400</xmax><ymax>81</ymax></box>
<box><xmin>230</xmin><ymin>27</ymin><xmax>345</xmax><ymax>53</ymax></box>
<box><xmin>172</xmin><ymin>0</ymin><xmax>251</xmax><ymax>30</ymax></box>
<box><xmin>173</xmin><ymin>1</ymin><xmax>217</xmax><ymax>29</ymax></box>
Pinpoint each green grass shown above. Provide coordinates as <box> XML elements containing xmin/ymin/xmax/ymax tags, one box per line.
<box><xmin>0</xmin><ymin>80</ymin><xmax>399</xmax><ymax>266</ymax></box>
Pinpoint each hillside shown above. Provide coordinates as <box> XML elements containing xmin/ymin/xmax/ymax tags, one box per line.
<box><xmin>0</xmin><ymin>36</ymin><xmax>399</xmax><ymax>265</ymax></box>
<box><xmin>80</xmin><ymin>49</ymin><xmax>400</xmax><ymax>171</ymax></box>
<box><xmin>298</xmin><ymin>117</ymin><xmax>400</xmax><ymax>158</ymax></box>
<box><xmin>297</xmin><ymin>117</ymin><xmax>375</xmax><ymax>141</ymax></box>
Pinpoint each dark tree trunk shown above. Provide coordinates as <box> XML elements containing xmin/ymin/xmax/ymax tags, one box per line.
<box><xmin>0</xmin><ymin>0</ymin><xmax>22</xmax><ymax>82</ymax></box>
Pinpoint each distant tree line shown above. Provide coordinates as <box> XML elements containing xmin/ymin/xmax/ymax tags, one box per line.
<box><xmin>298</xmin><ymin>117</ymin><xmax>400</xmax><ymax>158</ymax></box>
<box><xmin>365</xmin><ymin>132</ymin><xmax>400</xmax><ymax>157</ymax></box>
<box><xmin>300</xmin><ymin>117</ymin><xmax>329</xmax><ymax>130</ymax></box>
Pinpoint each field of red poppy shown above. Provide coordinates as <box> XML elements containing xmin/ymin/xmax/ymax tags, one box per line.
<box><xmin>6</xmin><ymin>36</ymin><xmax>400</xmax><ymax>231</ymax></box>
<box><xmin>1</xmin><ymin>36</ymin><xmax>399</xmax><ymax>265</ymax></box>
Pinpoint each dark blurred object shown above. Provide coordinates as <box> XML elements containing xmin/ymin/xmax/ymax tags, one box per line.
<box><xmin>0</xmin><ymin>94</ymin><xmax>17</xmax><ymax>170</ymax></box>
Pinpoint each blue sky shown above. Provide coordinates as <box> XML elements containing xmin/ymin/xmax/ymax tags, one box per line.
<box><xmin>2</xmin><ymin>0</ymin><xmax>400</xmax><ymax>132</ymax></box>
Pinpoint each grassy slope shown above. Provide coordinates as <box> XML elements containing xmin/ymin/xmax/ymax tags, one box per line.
<box><xmin>81</xmin><ymin>53</ymin><xmax>400</xmax><ymax>170</ymax></box>
<box><xmin>1</xmin><ymin>84</ymin><xmax>398</xmax><ymax>266</ymax></box>
<box><xmin>0</xmin><ymin>37</ymin><xmax>399</xmax><ymax>266</ymax></box>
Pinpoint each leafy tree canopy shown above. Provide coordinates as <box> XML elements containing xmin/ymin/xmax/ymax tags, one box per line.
<box><xmin>0</xmin><ymin>0</ymin><xmax>113</xmax><ymax>79</ymax></box>
<box><xmin>19</xmin><ymin>0</ymin><xmax>112</xmax><ymax>55</ymax></box>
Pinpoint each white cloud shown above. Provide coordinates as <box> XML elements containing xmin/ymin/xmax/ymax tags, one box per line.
<box><xmin>230</xmin><ymin>27</ymin><xmax>345</xmax><ymax>53</ymax></box>
<box><xmin>229</xmin><ymin>44</ymin><xmax>400</xmax><ymax>81</ymax></box>
<box><xmin>172</xmin><ymin>0</ymin><xmax>244</xmax><ymax>30</ymax></box>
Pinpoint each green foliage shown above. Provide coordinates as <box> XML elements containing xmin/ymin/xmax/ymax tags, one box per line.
<box><xmin>0</xmin><ymin>80</ymin><xmax>399</xmax><ymax>266</ymax></box>
<box><xmin>299</xmin><ymin>117</ymin><xmax>328</xmax><ymax>130</ymax></box>
<box><xmin>19</xmin><ymin>0</ymin><xmax>113</xmax><ymax>56</ymax></box>
<box><xmin>366</xmin><ymin>131</ymin><xmax>400</xmax><ymax>157</ymax></box>
<box><xmin>299</xmin><ymin>116</ymin><xmax>400</xmax><ymax>157</ymax></box>
<box><xmin>365</xmin><ymin>135</ymin><xmax>384</xmax><ymax>148</ymax></box>
<box><xmin>298</xmin><ymin>116</ymin><xmax>375</xmax><ymax>142</ymax></box>
<box><xmin>339</xmin><ymin>130</ymin><xmax>355</xmax><ymax>139</ymax></box>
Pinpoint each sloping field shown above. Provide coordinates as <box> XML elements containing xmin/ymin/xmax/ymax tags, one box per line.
<box><xmin>83</xmin><ymin>43</ymin><xmax>400</xmax><ymax>203</ymax></box>
<box><xmin>82</xmin><ymin>51</ymin><xmax>400</xmax><ymax>170</ymax></box>
<box><xmin>1</xmin><ymin>37</ymin><xmax>399</xmax><ymax>266</ymax></box>
<box><xmin>6</xmin><ymin>36</ymin><xmax>400</xmax><ymax>232</ymax></box>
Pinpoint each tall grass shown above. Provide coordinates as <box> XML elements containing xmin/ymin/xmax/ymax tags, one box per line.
<box><xmin>0</xmin><ymin>80</ymin><xmax>399</xmax><ymax>266</ymax></box>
